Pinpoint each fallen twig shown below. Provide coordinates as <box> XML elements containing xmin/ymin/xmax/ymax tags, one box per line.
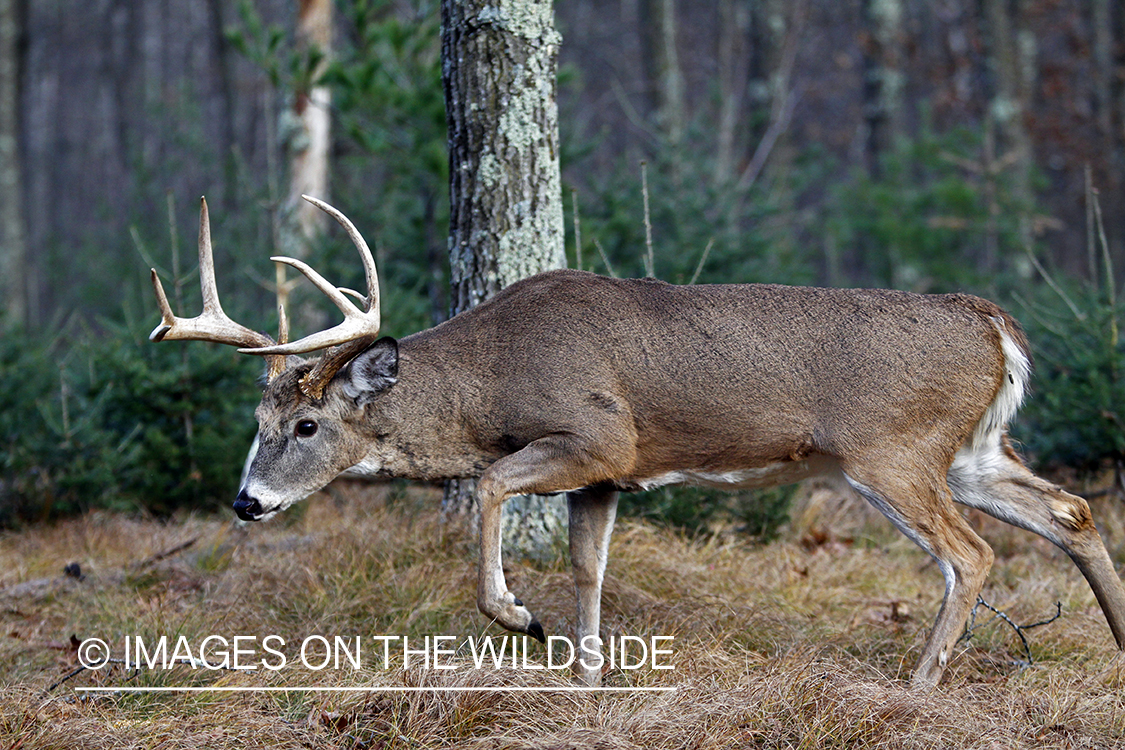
<box><xmin>42</xmin><ymin>658</ymin><xmax>128</xmax><ymax>696</ymax></box>
<box><xmin>134</xmin><ymin>535</ymin><xmax>200</xmax><ymax>568</ymax></box>
<box><xmin>960</xmin><ymin>596</ymin><xmax>1063</xmax><ymax>667</ymax></box>
<box><xmin>41</xmin><ymin>651</ymin><xmax>248</xmax><ymax>697</ymax></box>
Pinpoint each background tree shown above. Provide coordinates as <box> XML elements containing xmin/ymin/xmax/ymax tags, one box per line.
<box><xmin>640</xmin><ymin>0</ymin><xmax>685</xmax><ymax>147</ymax></box>
<box><xmin>440</xmin><ymin>0</ymin><xmax>567</xmax><ymax>555</ymax></box>
<box><xmin>278</xmin><ymin>0</ymin><xmax>334</xmax><ymax>332</ymax></box>
<box><xmin>861</xmin><ymin>0</ymin><xmax>904</xmax><ymax>176</ymax></box>
<box><xmin>0</xmin><ymin>0</ymin><xmax>27</xmax><ymax>327</ymax></box>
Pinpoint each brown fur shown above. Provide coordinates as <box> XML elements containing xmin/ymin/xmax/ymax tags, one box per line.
<box><xmin>229</xmin><ymin>269</ymin><xmax>1125</xmax><ymax>689</ymax></box>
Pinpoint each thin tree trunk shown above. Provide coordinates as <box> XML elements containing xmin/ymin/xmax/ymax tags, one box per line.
<box><xmin>715</xmin><ymin>0</ymin><xmax>750</xmax><ymax>185</ymax></box>
<box><xmin>983</xmin><ymin>0</ymin><xmax>1035</xmax><ymax>255</ymax></box>
<box><xmin>441</xmin><ymin>0</ymin><xmax>567</xmax><ymax>558</ymax></box>
<box><xmin>639</xmin><ymin>0</ymin><xmax>685</xmax><ymax>146</ymax></box>
<box><xmin>1093</xmin><ymin>0</ymin><xmax>1124</xmax><ymax>269</ymax></box>
<box><xmin>861</xmin><ymin>0</ymin><xmax>904</xmax><ymax>176</ymax></box>
<box><xmin>205</xmin><ymin>0</ymin><xmax>237</xmax><ymax>212</ymax></box>
<box><xmin>740</xmin><ymin>0</ymin><xmax>802</xmax><ymax>267</ymax></box>
<box><xmin>279</xmin><ymin>0</ymin><xmax>333</xmax><ymax>333</ymax></box>
<box><xmin>1119</xmin><ymin>0</ymin><xmax>1125</xmax><ymax>160</ymax></box>
<box><xmin>1093</xmin><ymin>0</ymin><xmax>1113</xmax><ymax>142</ymax></box>
<box><xmin>0</xmin><ymin>0</ymin><xmax>26</xmax><ymax>327</ymax></box>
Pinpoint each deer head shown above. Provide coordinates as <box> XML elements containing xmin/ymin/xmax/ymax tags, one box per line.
<box><xmin>150</xmin><ymin>196</ymin><xmax>392</xmax><ymax>520</ymax></box>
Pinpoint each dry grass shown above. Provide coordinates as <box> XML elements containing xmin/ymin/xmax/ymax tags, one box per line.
<box><xmin>3</xmin><ymin>480</ymin><xmax>1125</xmax><ymax>749</ymax></box>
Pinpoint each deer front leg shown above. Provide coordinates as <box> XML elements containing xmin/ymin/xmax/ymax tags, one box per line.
<box><xmin>475</xmin><ymin>435</ymin><xmax>612</xmax><ymax>642</ymax></box>
<box><xmin>568</xmin><ymin>484</ymin><xmax>619</xmax><ymax>686</ymax></box>
<box><xmin>475</xmin><ymin>476</ymin><xmax>545</xmax><ymax>640</ymax></box>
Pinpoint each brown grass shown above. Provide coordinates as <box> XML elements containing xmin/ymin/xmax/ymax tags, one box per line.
<box><xmin>2</xmin><ymin>480</ymin><xmax>1125</xmax><ymax>749</ymax></box>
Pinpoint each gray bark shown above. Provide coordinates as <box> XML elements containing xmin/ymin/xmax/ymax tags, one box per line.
<box><xmin>984</xmin><ymin>0</ymin><xmax>1035</xmax><ymax>251</ymax></box>
<box><xmin>0</xmin><ymin>0</ymin><xmax>26</xmax><ymax>327</ymax></box>
<box><xmin>639</xmin><ymin>0</ymin><xmax>685</xmax><ymax>145</ymax></box>
<box><xmin>861</xmin><ymin>0</ymin><xmax>904</xmax><ymax>176</ymax></box>
<box><xmin>440</xmin><ymin>0</ymin><xmax>567</xmax><ymax>559</ymax></box>
<box><xmin>279</xmin><ymin>0</ymin><xmax>333</xmax><ymax>334</ymax></box>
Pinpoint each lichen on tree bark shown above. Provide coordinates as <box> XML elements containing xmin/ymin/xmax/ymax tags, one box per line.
<box><xmin>440</xmin><ymin>0</ymin><xmax>567</xmax><ymax>558</ymax></box>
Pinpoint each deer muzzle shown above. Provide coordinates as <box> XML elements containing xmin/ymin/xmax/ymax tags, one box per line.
<box><xmin>233</xmin><ymin>488</ymin><xmax>265</xmax><ymax>522</ymax></box>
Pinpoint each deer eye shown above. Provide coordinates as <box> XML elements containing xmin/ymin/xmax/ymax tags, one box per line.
<box><xmin>295</xmin><ymin>420</ymin><xmax>318</xmax><ymax>438</ymax></box>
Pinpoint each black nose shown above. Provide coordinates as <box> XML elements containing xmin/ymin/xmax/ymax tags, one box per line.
<box><xmin>233</xmin><ymin>488</ymin><xmax>264</xmax><ymax>521</ymax></box>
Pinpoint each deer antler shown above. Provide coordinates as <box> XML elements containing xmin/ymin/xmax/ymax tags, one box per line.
<box><xmin>238</xmin><ymin>195</ymin><xmax>382</xmax><ymax>399</ymax></box>
<box><xmin>149</xmin><ymin>198</ymin><xmax>288</xmax><ymax>381</ymax></box>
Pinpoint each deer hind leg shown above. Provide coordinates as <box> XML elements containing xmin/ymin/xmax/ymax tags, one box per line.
<box><xmin>475</xmin><ymin>434</ymin><xmax>627</xmax><ymax>643</ymax></box>
<box><xmin>948</xmin><ymin>437</ymin><xmax>1125</xmax><ymax>651</ymax></box>
<box><xmin>843</xmin><ymin>463</ymin><xmax>995</xmax><ymax>689</ymax></box>
<box><xmin>567</xmin><ymin>484</ymin><xmax>619</xmax><ymax>686</ymax></box>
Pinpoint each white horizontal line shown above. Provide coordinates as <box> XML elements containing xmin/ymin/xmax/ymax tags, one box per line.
<box><xmin>74</xmin><ymin>686</ymin><xmax>675</xmax><ymax>693</ymax></box>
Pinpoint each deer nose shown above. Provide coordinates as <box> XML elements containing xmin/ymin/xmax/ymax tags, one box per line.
<box><xmin>233</xmin><ymin>488</ymin><xmax>264</xmax><ymax>521</ymax></box>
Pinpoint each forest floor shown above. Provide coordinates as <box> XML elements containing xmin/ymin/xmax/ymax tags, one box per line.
<box><xmin>2</xmin><ymin>480</ymin><xmax>1125</xmax><ymax>749</ymax></box>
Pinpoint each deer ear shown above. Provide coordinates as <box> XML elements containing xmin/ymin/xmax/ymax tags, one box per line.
<box><xmin>343</xmin><ymin>337</ymin><xmax>398</xmax><ymax>405</ymax></box>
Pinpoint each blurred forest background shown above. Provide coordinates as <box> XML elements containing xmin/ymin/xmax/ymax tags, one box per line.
<box><xmin>3</xmin><ymin>0</ymin><xmax>1125</xmax><ymax>530</ymax></box>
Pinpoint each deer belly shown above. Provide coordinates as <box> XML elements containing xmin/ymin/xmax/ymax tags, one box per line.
<box><xmin>636</xmin><ymin>454</ymin><xmax>838</xmax><ymax>491</ymax></box>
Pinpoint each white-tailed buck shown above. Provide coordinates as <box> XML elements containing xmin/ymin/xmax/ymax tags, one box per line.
<box><xmin>151</xmin><ymin>196</ymin><xmax>1125</xmax><ymax>688</ymax></box>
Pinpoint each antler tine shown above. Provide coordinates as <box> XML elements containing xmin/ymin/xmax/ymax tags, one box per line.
<box><xmin>197</xmin><ymin>196</ymin><xmax>222</xmax><ymax>314</ymax></box>
<box><xmin>237</xmin><ymin>256</ymin><xmax>378</xmax><ymax>355</ymax></box>
<box><xmin>277</xmin><ymin>303</ymin><xmax>290</xmax><ymax>345</ymax></box>
<box><xmin>265</xmin><ymin>304</ymin><xmax>290</xmax><ymax>382</ymax></box>
<box><xmin>302</xmin><ymin>194</ymin><xmax>380</xmax><ymax>315</ymax></box>
<box><xmin>271</xmin><ymin>256</ymin><xmax>361</xmax><ymax>321</ymax></box>
<box><xmin>239</xmin><ymin>199</ymin><xmax>381</xmax><ymax>357</ymax></box>
<box><xmin>149</xmin><ymin>198</ymin><xmax>287</xmax><ymax>379</ymax></box>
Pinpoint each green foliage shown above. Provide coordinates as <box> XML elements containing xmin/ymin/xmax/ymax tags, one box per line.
<box><xmin>325</xmin><ymin>0</ymin><xmax>446</xmax><ymax>179</ymax></box>
<box><xmin>619</xmin><ymin>484</ymin><xmax>795</xmax><ymax>542</ymax></box>
<box><xmin>825</xmin><ymin>123</ymin><xmax>1036</xmax><ymax>293</ymax></box>
<box><xmin>324</xmin><ymin>0</ymin><xmax>448</xmax><ymax>329</ymax></box>
<box><xmin>569</xmin><ymin>143</ymin><xmax>821</xmax><ymax>289</ymax></box>
<box><xmin>226</xmin><ymin>0</ymin><xmax>312</xmax><ymax>90</ymax></box>
<box><xmin>1011</xmin><ymin>276</ymin><xmax>1125</xmax><ymax>477</ymax></box>
<box><xmin>0</xmin><ymin>319</ymin><xmax>260</xmax><ymax>525</ymax></box>
<box><xmin>227</xmin><ymin>0</ymin><xmax>447</xmax><ymax>332</ymax></box>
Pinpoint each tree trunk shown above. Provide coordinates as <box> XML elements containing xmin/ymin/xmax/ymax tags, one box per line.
<box><xmin>861</xmin><ymin>0</ymin><xmax>904</xmax><ymax>177</ymax></box>
<box><xmin>205</xmin><ymin>0</ymin><xmax>237</xmax><ymax>212</ymax></box>
<box><xmin>1093</xmin><ymin>0</ymin><xmax>1113</xmax><ymax>143</ymax></box>
<box><xmin>738</xmin><ymin>0</ymin><xmax>801</xmax><ymax>262</ymax></box>
<box><xmin>714</xmin><ymin>0</ymin><xmax>750</xmax><ymax>185</ymax></box>
<box><xmin>639</xmin><ymin>0</ymin><xmax>685</xmax><ymax>146</ymax></box>
<box><xmin>440</xmin><ymin>0</ymin><xmax>567</xmax><ymax>559</ymax></box>
<box><xmin>983</xmin><ymin>0</ymin><xmax>1035</xmax><ymax>258</ymax></box>
<box><xmin>0</xmin><ymin>0</ymin><xmax>26</xmax><ymax>328</ymax></box>
<box><xmin>1093</xmin><ymin>0</ymin><xmax>1124</xmax><ymax>269</ymax></box>
<box><xmin>279</xmin><ymin>0</ymin><xmax>333</xmax><ymax>334</ymax></box>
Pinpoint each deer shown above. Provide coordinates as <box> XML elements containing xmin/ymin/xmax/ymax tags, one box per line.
<box><xmin>149</xmin><ymin>196</ymin><xmax>1125</xmax><ymax>689</ymax></box>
